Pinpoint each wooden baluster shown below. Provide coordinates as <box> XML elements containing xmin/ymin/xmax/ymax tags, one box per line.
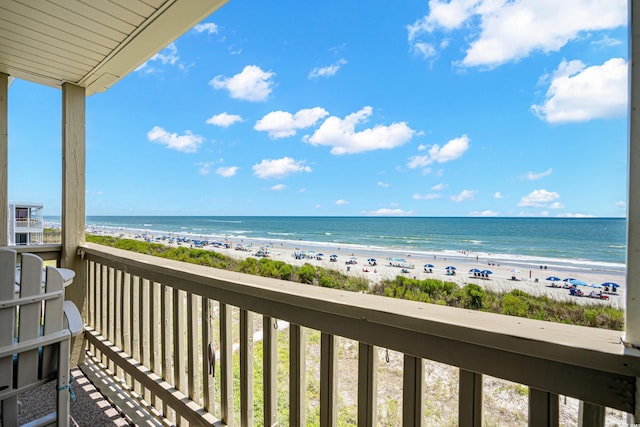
<box><xmin>263</xmin><ymin>316</ymin><xmax>278</xmax><ymax>427</ymax></box>
<box><xmin>320</xmin><ymin>332</ymin><xmax>337</xmax><ymax>426</ymax></box>
<box><xmin>459</xmin><ymin>369</ymin><xmax>482</xmax><ymax>427</ymax></box>
<box><xmin>289</xmin><ymin>324</ymin><xmax>306</xmax><ymax>427</ymax></box>
<box><xmin>528</xmin><ymin>387</ymin><xmax>559</xmax><ymax>427</ymax></box>
<box><xmin>201</xmin><ymin>298</ymin><xmax>215</xmax><ymax>414</ymax></box>
<box><xmin>357</xmin><ymin>343</ymin><xmax>377</xmax><ymax>427</ymax></box>
<box><xmin>220</xmin><ymin>303</ymin><xmax>234</xmax><ymax>426</ymax></box>
<box><xmin>403</xmin><ymin>354</ymin><xmax>424</xmax><ymax>427</ymax></box>
<box><xmin>240</xmin><ymin>309</ymin><xmax>254</xmax><ymax>426</ymax></box>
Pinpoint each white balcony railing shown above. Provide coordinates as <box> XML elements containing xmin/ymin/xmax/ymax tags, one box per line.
<box><xmin>14</xmin><ymin>219</ymin><xmax>43</xmax><ymax>229</ymax></box>
<box><xmin>79</xmin><ymin>242</ymin><xmax>639</xmax><ymax>426</ymax></box>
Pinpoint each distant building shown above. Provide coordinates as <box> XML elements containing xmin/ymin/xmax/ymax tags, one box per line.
<box><xmin>8</xmin><ymin>202</ymin><xmax>43</xmax><ymax>245</ymax></box>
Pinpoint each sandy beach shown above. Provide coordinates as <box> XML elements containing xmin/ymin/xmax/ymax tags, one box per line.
<box><xmin>93</xmin><ymin>227</ymin><xmax>626</xmax><ymax>309</ymax></box>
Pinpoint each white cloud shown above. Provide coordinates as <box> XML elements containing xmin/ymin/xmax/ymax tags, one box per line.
<box><xmin>252</xmin><ymin>157</ymin><xmax>311</xmax><ymax>179</ymax></box>
<box><xmin>194</xmin><ymin>23</ymin><xmax>219</xmax><ymax>34</ymax></box>
<box><xmin>216</xmin><ymin>166</ymin><xmax>238</xmax><ymax>177</ymax></box>
<box><xmin>136</xmin><ymin>43</ymin><xmax>179</xmax><ymax>73</ymax></box>
<box><xmin>525</xmin><ymin>168</ymin><xmax>552</xmax><ymax>180</ymax></box>
<box><xmin>549</xmin><ymin>202</ymin><xmax>565</xmax><ymax>209</ymax></box>
<box><xmin>518</xmin><ymin>189</ymin><xmax>560</xmax><ymax>207</ymax></box>
<box><xmin>210</xmin><ymin>65</ymin><xmax>275</xmax><ymax>102</ymax></box>
<box><xmin>255</xmin><ymin>108</ymin><xmax>329</xmax><ymax>138</ymax></box>
<box><xmin>408</xmin><ymin>135</ymin><xmax>469</xmax><ymax>168</ymax></box>
<box><xmin>271</xmin><ymin>184</ymin><xmax>286</xmax><ymax>191</ymax></box>
<box><xmin>309</xmin><ymin>59</ymin><xmax>347</xmax><ymax>79</ymax></box>
<box><xmin>411</xmin><ymin>42</ymin><xmax>437</xmax><ymax>60</ymax></box>
<box><xmin>335</xmin><ymin>199</ymin><xmax>349</xmax><ymax>205</ymax></box>
<box><xmin>206</xmin><ymin>113</ymin><xmax>243</xmax><ymax>127</ymax></box>
<box><xmin>197</xmin><ymin>162</ymin><xmax>215</xmax><ymax>175</ymax></box>
<box><xmin>432</xmin><ymin>183</ymin><xmax>446</xmax><ymax>191</ymax></box>
<box><xmin>451</xmin><ymin>189</ymin><xmax>477</xmax><ymax>202</ymax></box>
<box><xmin>377</xmin><ymin>181</ymin><xmax>390</xmax><ymax>188</ymax></box>
<box><xmin>531</xmin><ymin>58</ymin><xmax>628</xmax><ymax>123</ymax></box>
<box><xmin>413</xmin><ymin>193</ymin><xmax>441</xmax><ymax>200</ymax></box>
<box><xmin>469</xmin><ymin>210</ymin><xmax>499</xmax><ymax>217</ymax></box>
<box><xmin>556</xmin><ymin>213</ymin><xmax>595</xmax><ymax>218</ymax></box>
<box><xmin>418</xmin><ymin>144</ymin><xmax>428</xmax><ymax>151</ymax></box>
<box><xmin>363</xmin><ymin>208</ymin><xmax>414</xmax><ymax>216</ymax></box>
<box><xmin>304</xmin><ymin>106</ymin><xmax>414</xmax><ymax>154</ymax></box>
<box><xmin>494</xmin><ymin>192</ymin><xmax>503</xmax><ymax>199</ymax></box>
<box><xmin>147</xmin><ymin>126</ymin><xmax>203</xmax><ymax>153</ymax></box>
<box><xmin>615</xmin><ymin>201</ymin><xmax>626</xmax><ymax>208</ymax></box>
<box><xmin>407</xmin><ymin>0</ymin><xmax>626</xmax><ymax>68</ymax></box>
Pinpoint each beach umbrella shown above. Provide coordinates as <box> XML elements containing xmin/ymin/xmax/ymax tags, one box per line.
<box><xmin>424</xmin><ymin>263</ymin><xmax>434</xmax><ymax>268</ymax></box>
<box><xmin>590</xmin><ymin>283</ymin><xmax>603</xmax><ymax>288</ymax></box>
<box><xmin>569</xmin><ymin>279</ymin><xmax>588</xmax><ymax>286</ymax></box>
<box><xmin>469</xmin><ymin>268</ymin><xmax>481</xmax><ymax>273</ymax></box>
<box><xmin>601</xmin><ymin>282</ymin><xmax>620</xmax><ymax>288</ymax></box>
<box><xmin>563</xmin><ymin>278</ymin><xmax>576</xmax><ymax>282</ymax></box>
<box><xmin>445</xmin><ymin>266</ymin><xmax>456</xmax><ymax>270</ymax></box>
<box><xmin>317</xmin><ymin>253</ymin><xmax>324</xmax><ymax>257</ymax></box>
<box><xmin>481</xmin><ymin>270</ymin><xmax>493</xmax><ymax>275</ymax></box>
<box><xmin>546</xmin><ymin>276</ymin><xmax>561</xmax><ymax>281</ymax></box>
<box><xmin>368</xmin><ymin>258</ymin><xmax>376</xmax><ymax>262</ymax></box>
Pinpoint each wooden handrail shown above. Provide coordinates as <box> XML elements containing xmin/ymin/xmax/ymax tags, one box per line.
<box><xmin>79</xmin><ymin>242</ymin><xmax>640</xmax><ymax>425</ymax></box>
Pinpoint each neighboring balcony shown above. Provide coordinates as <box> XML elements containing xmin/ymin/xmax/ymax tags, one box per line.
<box><xmin>13</xmin><ymin>219</ymin><xmax>43</xmax><ymax>230</ymax></box>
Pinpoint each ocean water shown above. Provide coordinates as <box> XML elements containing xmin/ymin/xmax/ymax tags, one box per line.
<box><xmin>45</xmin><ymin>216</ymin><xmax>626</xmax><ymax>273</ymax></box>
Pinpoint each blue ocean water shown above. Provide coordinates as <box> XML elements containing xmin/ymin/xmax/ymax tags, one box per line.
<box><xmin>45</xmin><ymin>216</ymin><xmax>626</xmax><ymax>273</ymax></box>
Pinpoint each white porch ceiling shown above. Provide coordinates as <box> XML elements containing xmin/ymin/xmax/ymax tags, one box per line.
<box><xmin>0</xmin><ymin>0</ymin><xmax>228</xmax><ymax>95</ymax></box>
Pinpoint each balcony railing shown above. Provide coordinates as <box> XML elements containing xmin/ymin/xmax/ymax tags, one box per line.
<box><xmin>14</xmin><ymin>219</ymin><xmax>43</xmax><ymax>229</ymax></box>
<box><xmin>79</xmin><ymin>242</ymin><xmax>639</xmax><ymax>426</ymax></box>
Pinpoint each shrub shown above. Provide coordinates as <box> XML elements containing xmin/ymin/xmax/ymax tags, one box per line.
<box><xmin>501</xmin><ymin>294</ymin><xmax>529</xmax><ymax>317</ymax></box>
<box><xmin>297</xmin><ymin>264</ymin><xmax>316</xmax><ymax>284</ymax></box>
<box><xmin>465</xmin><ymin>284</ymin><xmax>485</xmax><ymax>309</ymax></box>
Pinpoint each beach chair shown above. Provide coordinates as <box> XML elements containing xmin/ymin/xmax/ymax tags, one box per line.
<box><xmin>0</xmin><ymin>249</ymin><xmax>83</xmax><ymax>427</ymax></box>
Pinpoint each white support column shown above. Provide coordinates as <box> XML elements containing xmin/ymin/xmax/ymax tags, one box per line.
<box><xmin>0</xmin><ymin>73</ymin><xmax>7</xmax><ymax>247</ymax></box>
<box><xmin>61</xmin><ymin>82</ymin><xmax>86</xmax><ymax>364</ymax></box>
<box><xmin>627</xmin><ymin>0</ymin><xmax>640</xmax><ymax>345</ymax></box>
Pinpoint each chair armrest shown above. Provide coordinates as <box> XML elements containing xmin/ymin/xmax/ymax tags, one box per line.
<box><xmin>63</xmin><ymin>300</ymin><xmax>83</xmax><ymax>337</ymax></box>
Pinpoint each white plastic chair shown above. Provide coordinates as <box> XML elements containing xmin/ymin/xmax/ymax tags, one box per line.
<box><xmin>0</xmin><ymin>249</ymin><xmax>82</xmax><ymax>427</ymax></box>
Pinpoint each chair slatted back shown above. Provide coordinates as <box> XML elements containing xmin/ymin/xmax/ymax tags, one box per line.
<box><xmin>0</xmin><ymin>249</ymin><xmax>16</xmax><ymax>394</ymax></box>
<box><xmin>42</xmin><ymin>266</ymin><xmax>65</xmax><ymax>377</ymax></box>
<box><xmin>16</xmin><ymin>253</ymin><xmax>45</xmax><ymax>388</ymax></box>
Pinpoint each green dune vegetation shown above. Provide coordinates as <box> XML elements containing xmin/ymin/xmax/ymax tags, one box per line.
<box><xmin>86</xmin><ymin>235</ymin><xmax>623</xmax><ymax>330</ymax></box>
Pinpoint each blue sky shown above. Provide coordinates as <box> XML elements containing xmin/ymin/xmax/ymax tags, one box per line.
<box><xmin>8</xmin><ymin>0</ymin><xmax>629</xmax><ymax>217</ymax></box>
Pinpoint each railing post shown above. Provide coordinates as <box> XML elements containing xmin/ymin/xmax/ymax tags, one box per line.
<box><xmin>528</xmin><ymin>388</ymin><xmax>559</xmax><ymax>427</ymax></box>
<box><xmin>290</xmin><ymin>324</ymin><xmax>306</xmax><ymax>427</ymax></box>
<box><xmin>357</xmin><ymin>343</ymin><xmax>377</xmax><ymax>427</ymax></box>
<box><xmin>402</xmin><ymin>354</ymin><xmax>423</xmax><ymax>427</ymax></box>
<box><xmin>459</xmin><ymin>369</ymin><xmax>482</xmax><ymax>427</ymax></box>
<box><xmin>320</xmin><ymin>332</ymin><xmax>337</xmax><ymax>427</ymax></box>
